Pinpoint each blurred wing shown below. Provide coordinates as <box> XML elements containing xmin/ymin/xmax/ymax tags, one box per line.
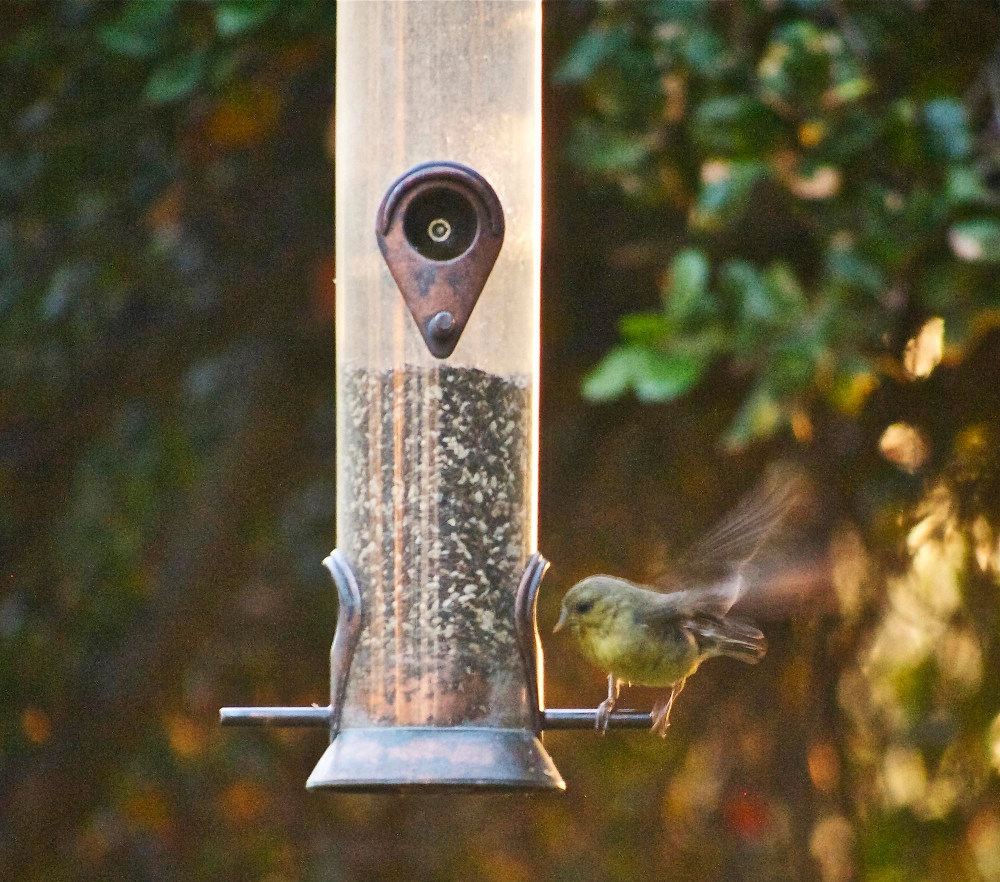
<box><xmin>656</xmin><ymin>464</ymin><xmax>804</xmax><ymax>603</ymax></box>
<box><xmin>657</xmin><ymin>572</ymin><xmax>746</xmax><ymax>619</ymax></box>
<box><xmin>639</xmin><ymin>574</ymin><xmax>746</xmax><ymax>625</ymax></box>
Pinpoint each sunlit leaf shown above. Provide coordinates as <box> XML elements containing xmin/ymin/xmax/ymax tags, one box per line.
<box><xmin>903</xmin><ymin>317</ymin><xmax>944</xmax><ymax>379</ymax></box>
<box><xmin>691</xmin><ymin>161</ymin><xmax>765</xmax><ymax>229</ymax></box>
<box><xmin>829</xmin><ymin>360</ymin><xmax>878</xmax><ymax>414</ymax></box>
<box><xmin>787</xmin><ymin>164</ymin><xmax>841</xmax><ymax>200</ymax></box>
<box><xmin>724</xmin><ymin>382</ymin><xmax>783</xmax><ymax>450</ymax></box>
<box><xmin>619</xmin><ymin>312</ymin><xmax>671</xmax><ymax>345</ymax></box>
<box><xmin>880</xmin><ymin>423</ymin><xmax>930</xmax><ymax>473</ymax></box>
<box><xmin>824</xmin><ymin>76</ymin><xmax>868</xmax><ymax>106</ymax></box>
<box><xmin>949</xmin><ymin>219</ymin><xmax>1000</xmax><ymax>262</ymax></box>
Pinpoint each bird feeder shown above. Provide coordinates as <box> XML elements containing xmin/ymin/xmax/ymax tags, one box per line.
<box><xmin>221</xmin><ymin>0</ymin><xmax>650</xmax><ymax>792</ymax></box>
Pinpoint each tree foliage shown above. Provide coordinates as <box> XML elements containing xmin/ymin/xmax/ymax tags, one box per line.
<box><xmin>564</xmin><ymin>0</ymin><xmax>1000</xmax><ymax>449</ymax></box>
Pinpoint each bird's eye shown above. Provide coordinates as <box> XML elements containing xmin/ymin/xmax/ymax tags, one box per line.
<box><xmin>576</xmin><ymin>599</ymin><xmax>595</xmax><ymax>615</ymax></box>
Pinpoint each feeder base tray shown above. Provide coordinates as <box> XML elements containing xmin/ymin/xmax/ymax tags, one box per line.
<box><xmin>306</xmin><ymin>726</ymin><xmax>564</xmax><ymax>792</ymax></box>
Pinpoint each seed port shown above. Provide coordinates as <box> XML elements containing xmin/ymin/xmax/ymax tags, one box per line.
<box><xmin>375</xmin><ymin>161</ymin><xmax>505</xmax><ymax>358</ymax></box>
<box><xmin>402</xmin><ymin>187</ymin><xmax>478</xmax><ymax>261</ymax></box>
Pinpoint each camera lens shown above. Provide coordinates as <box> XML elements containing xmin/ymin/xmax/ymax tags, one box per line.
<box><xmin>403</xmin><ymin>187</ymin><xmax>477</xmax><ymax>261</ymax></box>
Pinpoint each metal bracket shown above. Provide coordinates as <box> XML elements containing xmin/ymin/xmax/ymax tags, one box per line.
<box><xmin>376</xmin><ymin>161</ymin><xmax>504</xmax><ymax>359</ymax></box>
<box><xmin>514</xmin><ymin>551</ymin><xmax>548</xmax><ymax>733</ymax></box>
<box><xmin>514</xmin><ymin>552</ymin><xmax>653</xmax><ymax>733</ymax></box>
<box><xmin>220</xmin><ymin>549</ymin><xmax>363</xmax><ymax>735</ymax></box>
<box><xmin>222</xmin><ymin>549</ymin><xmax>653</xmax><ymax>737</ymax></box>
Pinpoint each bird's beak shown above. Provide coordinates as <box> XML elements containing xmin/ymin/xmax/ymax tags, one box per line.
<box><xmin>553</xmin><ymin>607</ymin><xmax>568</xmax><ymax>633</ymax></box>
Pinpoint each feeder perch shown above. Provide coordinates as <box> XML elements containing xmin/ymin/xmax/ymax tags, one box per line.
<box><xmin>220</xmin><ymin>0</ymin><xmax>652</xmax><ymax>792</ymax></box>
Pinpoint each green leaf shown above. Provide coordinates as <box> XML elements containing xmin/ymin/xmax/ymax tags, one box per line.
<box><xmin>719</xmin><ymin>260</ymin><xmax>772</xmax><ymax>322</ymax></box>
<box><xmin>772</xmin><ymin>340</ymin><xmax>818</xmax><ymax>393</ymax></box>
<box><xmin>924</xmin><ymin>98</ymin><xmax>970</xmax><ymax>161</ymax></box>
<box><xmin>945</xmin><ymin>166</ymin><xmax>989</xmax><ymax>205</ymax></box>
<box><xmin>826</xmin><ymin>76</ymin><xmax>868</xmax><ymax>105</ymax></box>
<box><xmin>554</xmin><ymin>25</ymin><xmax>631</xmax><ymax>85</ymax></box>
<box><xmin>949</xmin><ymin>218</ymin><xmax>1000</xmax><ymax>262</ymax></box>
<box><xmin>144</xmin><ymin>50</ymin><xmax>207</xmax><ymax>104</ymax></box>
<box><xmin>692</xmin><ymin>96</ymin><xmax>778</xmax><ymax>156</ymax></box>
<box><xmin>582</xmin><ymin>345</ymin><xmax>646</xmax><ymax>401</ymax></box>
<box><xmin>210</xmin><ymin>49</ymin><xmax>241</xmax><ymax>89</ymax></box>
<box><xmin>581</xmin><ymin>345</ymin><xmax>706</xmax><ymax>402</ymax></box>
<box><xmin>665</xmin><ymin>248</ymin><xmax>710</xmax><ymax>320</ymax></box>
<box><xmin>650</xmin><ymin>0</ymin><xmax>710</xmax><ymax>23</ymax></box>
<box><xmin>680</xmin><ymin>27</ymin><xmax>729</xmax><ymax>79</ymax></box>
<box><xmin>758</xmin><ymin>21</ymin><xmax>837</xmax><ymax>107</ymax></box>
<box><xmin>822</xmin><ymin>110</ymin><xmax>881</xmax><ymax>161</ymax></box>
<box><xmin>619</xmin><ymin>313</ymin><xmax>671</xmax><ymax>345</ymax></box>
<box><xmin>99</xmin><ymin>1</ymin><xmax>176</xmax><ymax>58</ymax></box>
<box><xmin>566</xmin><ymin>120</ymin><xmax>650</xmax><ymax>174</ymax></box>
<box><xmin>634</xmin><ymin>350</ymin><xmax>706</xmax><ymax>402</ymax></box>
<box><xmin>826</xmin><ymin>247</ymin><xmax>886</xmax><ymax>295</ymax></box>
<box><xmin>764</xmin><ymin>263</ymin><xmax>808</xmax><ymax>315</ymax></box>
<box><xmin>215</xmin><ymin>0</ymin><xmax>281</xmax><ymax>38</ymax></box>
<box><xmin>691</xmin><ymin>161</ymin><xmax>765</xmax><ymax>229</ymax></box>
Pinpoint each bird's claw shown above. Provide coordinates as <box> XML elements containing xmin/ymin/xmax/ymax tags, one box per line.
<box><xmin>650</xmin><ymin>679</ymin><xmax>686</xmax><ymax>738</ymax></box>
<box><xmin>650</xmin><ymin>701</ymin><xmax>671</xmax><ymax>738</ymax></box>
<box><xmin>595</xmin><ymin>697</ymin><xmax>615</xmax><ymax>735</ymax></box>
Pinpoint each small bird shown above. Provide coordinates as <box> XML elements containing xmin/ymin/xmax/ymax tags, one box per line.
<box><xmin>553</xmin><ymin>468</ymin><xmax>801</xmax><ymax>736</ymax></box>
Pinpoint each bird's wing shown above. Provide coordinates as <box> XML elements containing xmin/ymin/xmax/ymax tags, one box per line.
<box><xmin>654</xmin><ymin>464</ymin><xmax>804</xmax><ymax>609</ymax></box>
<box><xmin>647</xmin><ymin>573</ymin><xmax>745</xmax><ymax>620</ymax></box>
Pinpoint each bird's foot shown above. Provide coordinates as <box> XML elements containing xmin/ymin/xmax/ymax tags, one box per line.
<box><xmin>650</xmin><ymin>679</ymin><xmax>686</xmax><ymax>738</ymax></box>
<box><xmin>595</xmin><ymin>697</ymin><xmax>616</xmax><ymax>735</ymax></box>
<box><xmin>650</xmin><ymin>699</ymin><xmax>671</xmax><ymax>738</ymax></box>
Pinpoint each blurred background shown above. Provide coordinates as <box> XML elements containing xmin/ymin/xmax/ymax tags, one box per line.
<box><xmin>3</xmin><ymin>1</ymin><xmax>1000</xmax><ymax>880</ymax></box>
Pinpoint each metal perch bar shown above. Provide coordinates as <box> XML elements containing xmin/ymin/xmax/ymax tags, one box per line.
<box><xmin>221</xmin><ymin>705</ymin><xmax>653</xmax><ymax>731</ymax></box>
<box><xmin>220</xmin><ymin>706</ymin><xmax>332</xmax><ymax>727</ymax></box>
<box><xmin>542</xmin><ymin>709</ymin><xmax>653</xmax><ymax>730</ymax></box>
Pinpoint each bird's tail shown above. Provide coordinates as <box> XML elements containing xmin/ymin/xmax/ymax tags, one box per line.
<box><xmin>694</xmin><ymin>617</ymin><xmax>767</xmax><ymax>664</ymax></box>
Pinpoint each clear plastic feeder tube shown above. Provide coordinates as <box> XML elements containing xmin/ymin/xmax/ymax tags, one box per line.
<box><xmin>335</xmin><ymin>2</ymin><xmax>542</xmax><ymax>729</ymax></box>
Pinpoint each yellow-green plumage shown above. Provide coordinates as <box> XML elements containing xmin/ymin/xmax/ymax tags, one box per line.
<box><xmin>556</xmin><ymin>575</ymin><xmax>763</xmax><ymax>689</ymax></box>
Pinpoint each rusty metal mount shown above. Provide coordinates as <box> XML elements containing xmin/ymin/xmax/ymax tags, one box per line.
<box><xmin>321</xmin><ymin>549</ymin><xmax>363</xmax><ymax>738</ymax></box>
<box><xmin>376</xmin><ymin>161</ymin><xmax>504</xmax><ymax>359</ymax></box>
